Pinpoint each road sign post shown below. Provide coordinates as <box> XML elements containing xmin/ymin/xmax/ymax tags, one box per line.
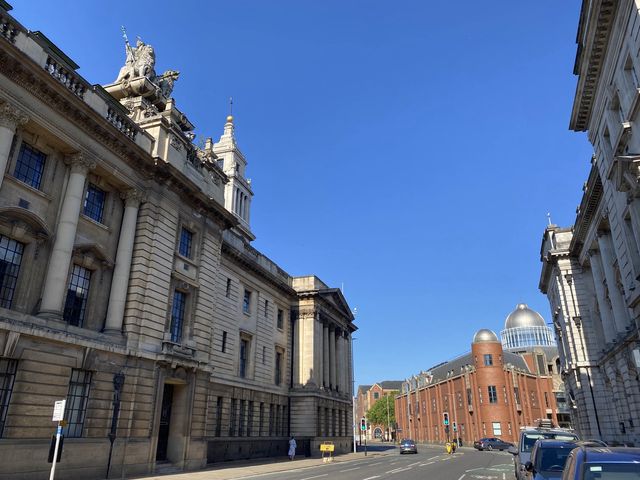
<box><xmin>49</xmin><ymin>399</ymin><xmax>66</xmax><ymax>480</ymax></box>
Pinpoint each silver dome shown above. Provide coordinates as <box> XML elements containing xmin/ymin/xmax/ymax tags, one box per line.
<box><xmin>504</xmin><ymin>304</ymin><xmax>545</xmax><ymax>329</ymax></box>
<box><xmin>473</xmin><ymin>329</ymin><xmax>499</xmax><ymax>343</ymax></box>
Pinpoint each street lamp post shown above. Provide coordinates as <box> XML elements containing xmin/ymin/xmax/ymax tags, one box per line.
<box><xmin>386</xmin><ymin>394</ymin><xmax>391</xmax><ymax>442</ymax></box>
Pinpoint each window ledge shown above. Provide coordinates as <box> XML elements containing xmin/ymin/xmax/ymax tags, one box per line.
<box><xmin>161</xmin><ymin>339</ymin><xmax>196</xmax><ymax>358</ymax></box>
<box><xmin>79</xmin><ymin>213</ymin><xmax>110</xmax><ymax>232</ymax></box>
<box><xmin>5</xmin><ymin>175</ymin><xmax>52</xmax><ymax>200</ymax></box>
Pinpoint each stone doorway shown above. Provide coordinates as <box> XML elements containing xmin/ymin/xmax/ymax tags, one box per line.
<box><xmin>156</xmin><ymin>384</ymin><xmax>174</xmax><ymax>462</ymax></box>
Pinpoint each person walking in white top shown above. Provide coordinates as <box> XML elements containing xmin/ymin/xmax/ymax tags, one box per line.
<box><xmin>288</xmin><ymin>437</ymin><xmax>297</xmax><ymax>460</ymax></box>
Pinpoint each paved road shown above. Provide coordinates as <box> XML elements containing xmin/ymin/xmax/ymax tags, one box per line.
<box><xmin>132</xmin><ymin>445</ymin><xmax>516</xmax><ymax>480</ymax></box>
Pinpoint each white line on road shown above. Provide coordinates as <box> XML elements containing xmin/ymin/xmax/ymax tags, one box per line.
<box><xmin>389</xmin><ymin>461</ymin><xmax>398</xmax><ymax>465</ymax></box>
<box><xmin>386</xmin><ymin>467</ymin><xmax>413</xmax><ymax>474</ymax></box>
<box><xmin>339</xmin><ymin>467</ymin><xmax>360</xmax><ymax>472</ymax></box>
<box><xmin>503</xmin><ymin>474</ymin><xmax>506</xmax><ymax>480</ymax></box>
<box><xmin>458</xmin><ymin>475</ymin><xmax>466</xmax><ymax>480</ymax></box>
<box><xmin>368</xmin><ymin>462</ymin><xmax>383</xmax><ymax>466</ymax></box>
<box><xmin>407</xmin><ymin>461</ymin><xmax>421</xmax><ymax>467</ymax></box>
<box><xmin>363</xmin><ymin>476</ymin><xmax>380</xmax><ymax>480</ymax></box>
<box><xmin>300</xmin><ymin>475</ymin><xmax>328</xmax><ymax>480</ymax></box>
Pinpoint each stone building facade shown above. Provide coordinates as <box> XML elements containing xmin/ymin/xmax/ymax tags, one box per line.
<box><xmin>0</xmin><ymin>3</ymin><xmax>355</xmax><ymax>479</ymax></box>
<box><xmin>395</xmin><ymin>328</ymin><xmax>562</xmax><ymax>446</ymax></box>
<box><xmin>539</xmin><ymin>0</ymin><xmax>640</xmax><ymax>446</ymax></box>
<box><xmin>355</xmin><ymin>381</ymin><xmax>402</xmax><ymax>440</ymax></box>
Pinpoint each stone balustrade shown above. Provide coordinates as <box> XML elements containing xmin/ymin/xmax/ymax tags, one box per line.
<box><xmin>0</xmin><ymin>11</ymin><xmax>18</xmax><ymax>43</ymax></box>
<box><xmin>106</xmin><ymin>106</ymin><xmax>137</xmax><ymax>140</ymax></box>
<box><xmin>44</xmin><ymin>56</ymin><xmax>86</xmax><ymax>98</ymax></box>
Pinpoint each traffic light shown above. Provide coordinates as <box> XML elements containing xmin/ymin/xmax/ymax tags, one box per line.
<box><xmin>443</xmin><ymin>412</ymin><xmax>449</xmax><ymax>425</ymax></box>
<box><xmin>361</xmin><ymin>417</ymin><xmax>366</xmax><ymax>431</ymax></box>
<box><xmin>453</xmin><ymin>421</ymin><xmax>457</xmax><ymax>432</ymax></box>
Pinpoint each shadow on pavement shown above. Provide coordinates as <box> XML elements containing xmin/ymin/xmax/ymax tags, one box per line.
<box><xmin>356</xmin><ymin>444</ymin><xmax>398</xmax><ymax>453</ymax></box>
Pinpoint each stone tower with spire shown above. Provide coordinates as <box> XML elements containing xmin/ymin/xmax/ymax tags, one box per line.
<box><xmin>213</xmin><ymin>115</ymin><xmax>255</xmax><ymax>241</ymax></box>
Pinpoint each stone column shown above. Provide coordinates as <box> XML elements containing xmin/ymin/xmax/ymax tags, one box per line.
<box><xmin>0</xmin><ymin>102</ymin><xmax>29</xmax><ymax>188</ymax></box>
<box><xmin>589</xmin><ymin>251</ymin><xmax>618</xmax><ymax>343</ymax></box>
<box><xmin>337</xmin><ymin>331</ymin><xmax>344</xmax><ymax>393</ymax></box>
<box><xmin>39</xmin><ymin>153</ymin><xmax>95</xmax><ymax>317</ymax></box>
<box><xmin>104</xmin><ymin>189</ymin><xmax>143</xmax><ymax>334</ymax></box>
<box><xmin>329</xmin><ymin>326</ymin><xmax>336</xmax><ymax>390</ymax></box>
<box><xmin>596</xmin><ymin>232</ymin><xmax>630</xmax><ymax>333</ymax></box>
<box><xmin>322</xmin><ymin>324</ymin><xmax>329</xmax><ymax>388</ymax></box>
<box><xmin>346</xmin><ymin>334</ymin><xmax>353</xmax><ymax>397</ymax></box>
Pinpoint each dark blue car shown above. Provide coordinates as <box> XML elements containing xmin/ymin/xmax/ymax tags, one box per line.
<box><xmin>561</xmin><ymin>446</ymin><xmax>640</xmax><ymax>480</ymax></box>
<box><xmin>525</xmin><ymin>439</ymin><xmax>577</xmax><ymax>480</ymax></box>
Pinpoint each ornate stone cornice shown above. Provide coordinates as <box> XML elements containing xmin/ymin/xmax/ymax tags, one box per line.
<box><xmin>0</xmin><ymin>100</ymin><xmax>28</xmax><ymax>130</ymax></box>
<box><xmin>66</xmin><ymin>152</ymin><xmax>96</xmax><ymax>174</ymax></box>
<box><xmin>570</xmin><ymin>0</ymin><xmax>618</xmax><ymax>131</ymax></box>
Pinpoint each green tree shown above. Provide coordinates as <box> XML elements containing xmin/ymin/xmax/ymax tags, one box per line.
<box><xmin>366</xmin><ymin>392</ymin><xmax>398</xmax><ymax>427</ymax></box>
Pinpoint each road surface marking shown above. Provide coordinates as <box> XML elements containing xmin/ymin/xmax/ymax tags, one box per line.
<box><xmin>503</xmin><ymin>474</ymin><xmax>506</xmax><ymax>480</ymax></box>
<box><xmin>458</xmin><ymin>475</ymin><xmax>466</xmax><ymax>480</ymax></box>
<box><xmin>363</xmin><ymin>476</ymin><xmax>380</xmax><ymax>480</ymax></box>
<box><xmin>407</xmin><ymin>461</ymin><xmax>421</xmax><ymax>467</ymax></box>
<box><xmin>300</xmin><ymin>475</ymin><xmax>328</xmax><ymax>480</ymax></box>
<box><xmin>390</xmin><ymin>461</ymin><xmax>398</xmax><ymax>465</ymax></box>
<box><xmin>368</xmin><ymin>462</ymin><xmax>383</xmax><ymax>466</ymax></box>
<box><xmin>340</xmin><ymin>467</ymin><xmax>360</xmax><ymax>472</ymax></box>
<box><xmin>386</xmin><ymin>467</ymin><xmax>413</xmax><ymax>474</ymax></box>
<box><xmin>420</xmin><ymin>462</ymin><xmax>434</xmax><ymax>466</ymax></box>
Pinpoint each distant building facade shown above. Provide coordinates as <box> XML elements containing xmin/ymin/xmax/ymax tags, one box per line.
<box><xmin>539</xmin><ymin>0</ymin><xmax>640</xmax><ymax>446</ymax></box>
<box><xmin>355</xmin><ymin>381</ymin><xmax>403</xmax><ymax>440</ymax></box>
<box><xmin>501</xmin><ymin>304</ymin><xmax>572</xmax><ymax>428</ymax></box>
<box><xmin>395</xmin><ymin>306</ymin><xmax>566</xmax><ymax>445</ymax></box>
<box><xmin>0</xmin><ymin>4</ymin><xmax>355</xmax><ymax>480</ymax></box>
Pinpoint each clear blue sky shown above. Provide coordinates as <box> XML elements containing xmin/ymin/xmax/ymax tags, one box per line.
<box><xmin>13</xmin><ymin>1</ymin><xmax>592</xmax><ymax>387</ymax></box>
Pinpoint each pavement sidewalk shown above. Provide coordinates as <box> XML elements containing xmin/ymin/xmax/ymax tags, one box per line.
<box><xmin>128</xmin><ymin>448</ymin><xmax>397</xmax><ymax>480</ymax></box>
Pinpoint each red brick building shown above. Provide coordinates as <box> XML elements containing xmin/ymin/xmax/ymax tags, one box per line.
<box><xmin>356</xmin><ymin>381</ymin><xmax>403</xmax><ymax>440</ymax></box>
<box><xmin>395</xmin><ymin>329</ymin><xmax>561</xmax><ymax>445</ymax></box>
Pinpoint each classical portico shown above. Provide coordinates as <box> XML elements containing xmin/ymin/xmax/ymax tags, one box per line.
<box><xmin>290</xmin><ymin>276</ymin><xmax>356</xmax><ymax>451</ymax></box>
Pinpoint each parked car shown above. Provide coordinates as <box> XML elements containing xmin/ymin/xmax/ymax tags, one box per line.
<box><xmin>524</xmin><ymin>439</ymin><xmax>577</xmax><ymax>480</ymax></box>
<box><xmin>561</xmin><ymin>446</ymin><xmax>640</xmax><ymax>480</ymax></box>
<box><xmin>509</xmin><ymin>426</ymin><xmax>579</xmax><ymax>480</ymax></box>
<box><xmin>399</xmin><ymin>438</ymin><xmax>417</xmax><ymax>454</ymax></box>
<box><xmin>574</xmin><ymin>440</ymin><xmax>607</xmax><ymax>448</ymax></box>
<box><xmin>474</xmin><ymin>437</ymin><xmax>514</xmax><ymax>451</ymax></box>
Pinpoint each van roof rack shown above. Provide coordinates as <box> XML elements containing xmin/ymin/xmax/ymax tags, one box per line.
<box><xmin>535</xmin><ymin>419</ymin><xmax>554</xmax><ymax>428</ymax></box>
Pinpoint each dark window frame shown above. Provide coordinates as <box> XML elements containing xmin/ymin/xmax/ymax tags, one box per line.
<box><xmin>484</xmin><ymin>354</ymin><xmax>493</xmax><ymax>366</ymax></box>
<box><xmin>83</xmin><ymin>183</ymin><xmax>106</xmax><ymax>223</ymax></box>
<box><xmin>63</xmin><ymin>264</ymin><xmax>92</xmax><ymax>327</ymax></box>
<box><xmin>275</xmin><ymin>349</ymin><xmax>283</xmax><ymax>386</ymax></box>
<box><xmin>178</xmin><ymin>227</ymin><xmax>193</xmax><ymax>258</ymax></box>
<box><xmin>488</xmin><ymin>385</ymin><xmax>498</xmax><ymax>404</ymax></box>
<box><xmin>242</xmin><ymin>289</ymin><xmax>251</xmax><ymax>314</ymax></box>
<box><xmin>0</xmin><ymin>235</ymin><xmax>24</xmax><ymax>309</ymax></box>
<box><xmin>239</xmin><ymin>337</ymin><xmax>249</xmax><ymax>378</ymax></box>
<box><xmin>14</xmin><ymin>142</ymin><xmax>46</xmax><ymax>190</ymax></box>
<box><xmin>277</xmin><ymin>309</ymin><xmax>284</xmax><ymax>330</ymax></box>
<box><xmin>0</xmin><ymin>358</ymin><xmax>18</xmax><ymax>438</ymax></box>
<box><xmin>170</xmin><ymin>290</ymin><xmax>187</xmax><ymax>343</ymax></box>
<box><xmin>65</xmin><ymin>369</ymin><xmax>92</xmax><ymax>438</ymax></box>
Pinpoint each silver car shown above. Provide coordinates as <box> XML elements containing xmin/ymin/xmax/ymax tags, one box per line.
<box><xmin>509</xmin><ymin>427</ymin><xmax>578</xmax><ymax>480</ymax></box>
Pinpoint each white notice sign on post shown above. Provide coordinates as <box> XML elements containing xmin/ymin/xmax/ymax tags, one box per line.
<box><xmin>52</xmin><ymin>400</ymin><xmax>66</xmax><ymax>422</ymax></box>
